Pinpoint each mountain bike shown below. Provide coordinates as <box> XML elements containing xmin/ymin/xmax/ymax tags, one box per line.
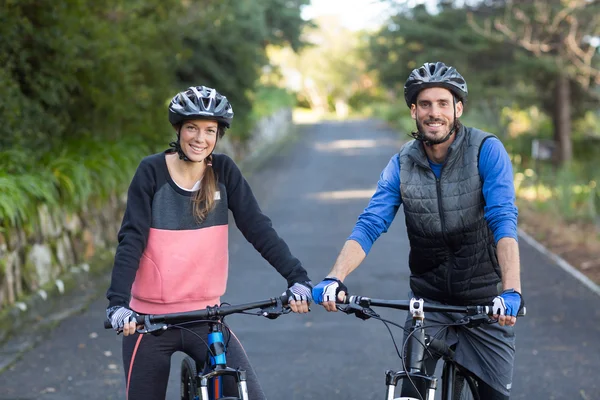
<box><xmin>104</xmin><ymin>295</ymin><xmax>290</xmax><ymax>400</ymax></box>
<box><xmin>337</xmin><ymin>295</ymin><xmax>526</xmax><ymax>400</ymax></box>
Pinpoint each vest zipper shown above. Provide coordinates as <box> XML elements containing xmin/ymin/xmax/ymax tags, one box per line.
<box><xmin>435</xmin><ymin>176</ymin><xmax>453</xmax><ymax>298</ymax></box>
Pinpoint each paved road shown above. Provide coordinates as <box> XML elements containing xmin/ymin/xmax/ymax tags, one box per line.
<box><xmin>1</xmin><ymin>120</ymin><xmax>599</xmax><ymax>400</ymax></box>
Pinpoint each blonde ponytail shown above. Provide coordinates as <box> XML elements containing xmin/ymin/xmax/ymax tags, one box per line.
<box><xmin>191</xmin><ymin>155</ymin><xmax>218</xmax><ymax>222</ymax></box>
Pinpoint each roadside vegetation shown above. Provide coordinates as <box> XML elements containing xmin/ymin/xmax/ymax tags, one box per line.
<box><xmin>0</xmin><ymin>0</ymin><xmax>308</xmax><ymax>235</ymax></box>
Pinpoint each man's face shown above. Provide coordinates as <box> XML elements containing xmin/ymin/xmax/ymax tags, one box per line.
<box><xmin>410</xmin><ymin>87</ymin><xmax>463</xmax><ymax>145</ymax></box>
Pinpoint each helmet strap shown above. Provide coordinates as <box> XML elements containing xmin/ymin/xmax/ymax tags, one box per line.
<box><xmin>169</xmin><ymin>126</ymin><xmax>192</xmax><ymax>162</ymax></box>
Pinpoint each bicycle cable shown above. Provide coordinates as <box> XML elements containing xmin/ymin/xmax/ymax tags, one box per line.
<box><xmin>350</xmin><ymin>310</ymin><xmax>435</xmax><ymax>400</ymax></box>
<box><xmin>166</xmin><ymin>319</ymin><xmax>233</xmax><ymax>359</ymax></box>
<box><xmin>366</xmin><ymin>314</ymin><xmax>435</xmax><ymax>361</ymax></box>
<box><xmin>399</xmin><ymin>319</ymin><xmax>475</xmax><ymax>400</ymax></box>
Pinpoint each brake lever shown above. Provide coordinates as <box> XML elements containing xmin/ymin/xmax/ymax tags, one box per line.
<box><xmin>337</xmin><ymin>302</ymin><xmax>376</xmax><ymax>321</ymax></box>
<box><xmin>260</xmin><ymin>297</ymin><xmax>289</xmax><ymax>320</ymax></box>
<box><xmin>137</xmin><ymin>315</ymin><xmax>168</xmax><ymax>335</ymax></box>
<box><xmin>457</xmin><ymin>313</ymin><xmax>494</xmax><ymax>328</ymax></box>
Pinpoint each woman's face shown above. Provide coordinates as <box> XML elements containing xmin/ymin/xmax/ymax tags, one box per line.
<box><xmin>179</xmin><ymin>119</ymin><xmax>218</xmax><ymax>162</ymax></box>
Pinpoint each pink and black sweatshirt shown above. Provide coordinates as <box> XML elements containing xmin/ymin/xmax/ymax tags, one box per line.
<box><xmin>106</xmin><ymin>151</ymin><xmax>309</xmax><ymax>314</ymax></box>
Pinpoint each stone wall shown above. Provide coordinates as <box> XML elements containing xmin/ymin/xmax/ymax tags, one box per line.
<box><xmin>0</xmin><ymin>196</ymin><xmax>123</xmax><ymax>312</ymax></box>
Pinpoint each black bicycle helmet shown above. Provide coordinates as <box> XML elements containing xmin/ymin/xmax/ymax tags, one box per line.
<box><xmin>404</xmin><ymin>62</ymin><xmax>468</xmax><ymax>108</ymax></box>
<box><xmin>168</xmin><ymin>86</ymin><xmax>234</xmax><ymax>128</ymax></box>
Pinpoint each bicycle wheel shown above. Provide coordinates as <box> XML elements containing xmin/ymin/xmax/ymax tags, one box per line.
<box><xmin>453</xmin><ymin>372</ymin><xmax>478</xmax><ymax>400</ymax></box>
<box><xmin>181</xmin><ymin>356</ymin><xmax>199</xmax><ymax>400</ymax></box>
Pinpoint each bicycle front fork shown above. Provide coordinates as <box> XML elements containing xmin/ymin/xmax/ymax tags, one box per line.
<box><xmin>199</xmin><ymin>369</ymin><xmax>249</xmax><ymax>400</ymax></box>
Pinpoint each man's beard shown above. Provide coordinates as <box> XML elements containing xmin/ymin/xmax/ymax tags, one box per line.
<box><xmin>416</xmin><ymin>118</ymin><xmax>454</xmax><ymax>145</ymax></box>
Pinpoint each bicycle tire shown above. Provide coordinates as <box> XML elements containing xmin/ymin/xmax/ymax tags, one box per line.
<box><xmin>181</xmin><ymin>356</ymin><xmax>199</xmax><ymax>400</ymax></box>
<box><xmin>453</xmin><ymin>371</ymin><xmax>478</xmax><ymax>400</ymax></box>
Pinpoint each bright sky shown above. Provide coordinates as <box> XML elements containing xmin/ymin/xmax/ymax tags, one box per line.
<box><xmin>302</xmin><ymin>0</ymin><xmax>439</xmax><ymax>31</ymax></box>
<box><xmin>301</xmin><ymin>0</ymin><xmax>390</xmax><ymax>31</ymax></box>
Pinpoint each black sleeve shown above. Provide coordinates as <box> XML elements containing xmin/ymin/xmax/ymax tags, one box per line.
<box><xmin>106</xmin><ymin>158</ymin><xmax>156</xmax><ymax>308</ymax></box>
<box><xmin>220</xmin><ymin>155</ymin><xmax>310</xmax><ymax>287</ymax></box>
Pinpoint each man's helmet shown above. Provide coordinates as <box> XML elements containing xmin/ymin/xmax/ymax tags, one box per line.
<box><xmin>168</xmin><ymin>86</ymin><xmax>234</xmax><ymax>128</ymax></box>
<box><xmin>404</xmin><ymin>62</ymin><xmax>468</xmax><ymax>108</ymax></box>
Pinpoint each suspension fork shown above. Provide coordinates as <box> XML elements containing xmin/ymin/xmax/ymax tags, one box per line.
<box><xmin>205</xmin><ymin>322</ymin><xmax>226</xmax><ymax>399</ymax></box>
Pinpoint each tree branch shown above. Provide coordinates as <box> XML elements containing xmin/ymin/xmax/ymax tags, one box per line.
<box><xmin>468</xmin><ymin>0</ymin><xmax>600</xmax><ymax>90</ymax></box>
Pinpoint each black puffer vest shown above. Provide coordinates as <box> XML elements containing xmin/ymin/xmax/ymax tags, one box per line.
<box><xmin>399</xmin><ymin>126</ymin><xmax>501</xmax><ymax>305</ymax></box>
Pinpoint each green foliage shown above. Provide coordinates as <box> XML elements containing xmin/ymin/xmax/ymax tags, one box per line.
<box><xmin>252</xmin><ymin>86</ymin><xmax>297</xmax><ymax>119</ymax></box>
<box><xmin>0</xmin><ymin>0</ymin><xmax>309</xmax><ymax>230</ymax></box>
<box><xmin>0</xmin><ymin>140</ymin><xmax>149</xmax><ymax>228</ymax></box>
<box><xmin>0</xmin><ymin>0</ymin><xmax>181</xmax><ymax>151</ymax></box>
<box><xmin>367</xmin><ymin>102</ymin><xmax>414</xmax><ymax>134</ymax></box>
<box><xmin>366</xmin><ymin>3</ymin><xmax>528</xmax><ymax>110</ymax></box>
<box><xmin>273</xmin><ymin>15</ymin><xmax>374</xmax><ymax>115</ymax></box>
<box><xmin>174</xmin><ymin>0</ymin><xmax>311</xmax><ymax>139</ymax></box>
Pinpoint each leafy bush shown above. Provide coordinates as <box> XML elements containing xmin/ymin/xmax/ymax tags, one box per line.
<box><xmin>252</xmin><ymin>86</ymin><xmax>297</xmax><ymax>119</ymax></box>
<box><xmin>0</xmin><ymin>139</ymin><xmax>151</xmax><ymax>228</ymax></box>
<box><xmin>0</xmin><ymin>0</ymin><xmax>310</xmax><ymax>230</ymax></box>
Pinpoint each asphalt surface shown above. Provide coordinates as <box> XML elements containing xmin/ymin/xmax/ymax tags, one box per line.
<box><xmin>0</xmin><ymin>120</ymin><xmax>599</xmax><ymax>400</ymax></box>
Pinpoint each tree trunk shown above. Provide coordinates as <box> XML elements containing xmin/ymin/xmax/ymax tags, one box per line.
<box><xmin>552</xmin><ymin>74</ymin><xmax>572</xmax><ymax>165</ymax></box>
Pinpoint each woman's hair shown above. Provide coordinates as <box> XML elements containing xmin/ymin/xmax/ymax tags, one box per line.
<box><xmin>190</xmin><ymin>125</ymin><xmax>225</xmax><ymax>222</ymax></box>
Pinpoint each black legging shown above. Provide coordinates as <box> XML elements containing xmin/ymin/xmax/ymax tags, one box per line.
<box><xmin>400</xmin><ymin>355</ymin><xmax>509</xmax><ymax>400</ymax></box>
<box><xmin>122</xmin><ymin>323</ymin><xmax>266</xmax><ymax>400</ymax></box>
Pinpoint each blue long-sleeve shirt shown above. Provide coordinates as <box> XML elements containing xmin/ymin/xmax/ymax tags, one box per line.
<box><xmin>349</xmin><ymin>138</ymin><xmax>518</xmax><ymax>254</ymax></box>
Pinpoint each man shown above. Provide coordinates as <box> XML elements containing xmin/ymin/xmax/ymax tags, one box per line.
<box><xmin>312</xmin><ymin>62</ymin><xmax>523</xmax><ymax>399</ymax></box>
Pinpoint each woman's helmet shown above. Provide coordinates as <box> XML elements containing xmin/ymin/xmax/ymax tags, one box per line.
<box><xmin>168</xmin><ymin>86</ymin><xmax>234</xmax><ymax>129</ymax></box>
<box><xmin>404</xmin><ymin>62</ymin><xmax>468</xmax><ymax>108</ymax></box>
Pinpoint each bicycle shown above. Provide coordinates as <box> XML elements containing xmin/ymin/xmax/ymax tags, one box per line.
<box><xmin>337</xmin><ymin>295</ymin><xmax>526</xmax><ymax>400</ymax></box>
<box><xmin>104</xmin><ymin>295</ymin><xmax>290</xmax><ymax>400</ymax></box>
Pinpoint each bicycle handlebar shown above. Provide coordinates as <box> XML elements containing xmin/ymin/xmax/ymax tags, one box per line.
<box><xmin>104</xmin><ymin>294</ymin><xmax>290</xmax><ymax>330</ymax></box>
<box><xmin>340</xmin><ymin>295</ymin><xmax>526</xmax><ymax>317</ymax></box>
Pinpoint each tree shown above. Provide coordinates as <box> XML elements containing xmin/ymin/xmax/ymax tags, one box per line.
<box><xmin>0</xmin><ymin>0</ymin><xmax>183</xmax><ymax>153</ymax></box>
<box><xmin>365</xmin><ymin>2</ymin><xmax>524</xmax><ymax>130</ymax></box>
<box><xmin>175</xmin><ymin>0</ymin><xmax>311</xmax><ymax>137</ymax></box>
<box><xmin>467</xmin><ymin>0</ymin><xmax>600</xmax><ymax>164</ymax></box>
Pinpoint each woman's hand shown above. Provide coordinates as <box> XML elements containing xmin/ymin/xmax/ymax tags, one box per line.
<box><xmin>286</xmin><ymin>281</ymin><xmax>313</xmax><ymax>313</ymax></box>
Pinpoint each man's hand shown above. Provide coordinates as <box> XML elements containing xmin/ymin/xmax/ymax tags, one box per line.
<box><xmin>312</xmin><ymin>277</ymin><xmax>347</xmax><ymax>312</ymax></box>
<box><xmin>286</xmin><ymin>281</ymin><xmax>312</xmax><ymax>313</ymax></box>
<box><xmin>491</xmin><ymin>289</ymin><xmax>524</xmax><ymax>327</ymax></box>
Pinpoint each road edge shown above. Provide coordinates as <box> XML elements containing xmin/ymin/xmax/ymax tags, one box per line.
<box><xmin>519</xmin><ymin>228</ymin><xmax>600</xmax><ymax>296</ymax></box>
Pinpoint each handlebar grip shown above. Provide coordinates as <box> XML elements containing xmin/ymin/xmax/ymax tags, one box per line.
<box><xmin>104</xmin><ymin>319</ymin><xmax>112</xmax><ymax>329</ymax></box>
<box><xmin>485</xmin><ymin>305</ymin><xmax>527</xmax><ymax>317</ymax></box>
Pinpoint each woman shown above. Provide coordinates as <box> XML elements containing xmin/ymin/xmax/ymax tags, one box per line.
<box><xmin>106</xmin><ymin>85</ymin><xmax>312</xmax><ymax>400</ymax></box>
